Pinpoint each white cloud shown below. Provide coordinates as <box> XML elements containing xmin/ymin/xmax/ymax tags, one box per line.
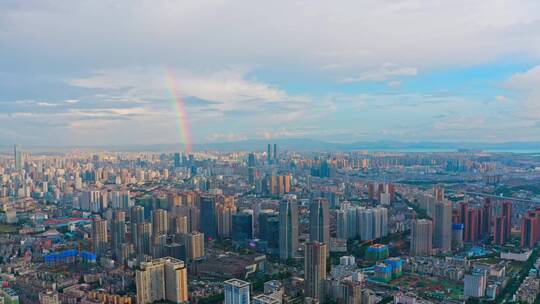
<box><xmin>504</xmin><ymin>65</ymin><xmax>540</xmax><ymax>120</ymax></box>
<box><xmin>37</xmin><ymin>102</ymin><xmax>60</xmax><ymax>107</ymax></box>
<box><xmin>2</xmin><ymin>0</ymin><xmax>540</xmax><ymax>72</ymax></box>
<box><xmin>342</xmin><ymin>63</ymin><xmax>418</xmax><ymax>83</ymax></box>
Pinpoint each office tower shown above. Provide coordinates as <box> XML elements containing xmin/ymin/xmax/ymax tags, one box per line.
<box><xmin>279</xmin><ymin>199</ymin><xmax>298</xmax><ymax>260</ymax></box>
<box><xmin>217</xmin><ymin>198</ymin><xmax>236</xmax><ymax>239</ymax></box>
<box><xmin>304</xmin><ymin>242</ymin><xmax>327</xmax><ymax>301</ymax></box>
<box><xmin>137</xmin><ymin>222</ymin><xmax>153</xmax><ymax>255</ymax></box>
<box><xmin>92</xmin><ymin>217</ymin><xmax>108</xmax><ymax>256</ymax></box>
<box><xmin>521</xmin><ymin>211</ymin><xmax>540</xmax><ymax>248</ymax></box>
<box><xmin>252</xmin><ymin>294</ymin><xmax>280</xmax><ymax>304</ymax></box>
<box><xmin>111</xmin><ymin>210</ymin><xmax>126</xmax><ymax>258</ymax></box>
<box><xmin>185</xmin><ymin>231</ymin><xmax>205</xmax><ymax>261</ymax></box>
<box><xmin>131</xmin><ymin>206</ymin><xmax>145</xmax><ymax>248</ymax></box>
<box><xmin>259</xmin><ymin>211</ymin><xmax>280</xmax><ymax>254</ymax></box>
<box><xmin>14</xmin><ymin>144</ymin><xmax>23</xmax><ymax>173</ymax></box>
<box><xmin>267</xmin><ymin>144</ymin><xmax>272</xmax><ymax>164</ymax></box>
<box><xmin>136</xmin><ymin>257</ymin><xmax>188</xmax><ymax>304</ymax></box>
<box><xmin>502</xmin><ymin>201</ymin><xmax>512</xmax><ymax>241</ymax></box>
<box><xmin>248</xmin><ymin>153</ymin><xmax>256</xmax><ymax>167</ymax></box>
<box><xmin>273</xmin><ymin>144</ymin><xmax>277</xmax><ymax>162</ymax></box>
<box><xmin>309</xmin><ymin>199</ymin><xmax>330</xmax><ymax>245</ymax></box>
<box><xmin>433</xmin><ymin>200</ymin><xmax>452</xmax><ymax>252</ymax></box>
<box><xmin>174</xmin><ymin>153</ymin><xmax>181</xmax><ymax>168</ymax></box>
<box><xmin>152</xmin><ymin>209</ymin><xmax>168</xmax><ymax>236</ymax></box>
<box><xmin>411</xmin><ymin>219</ymin><xmax>433</xmax><ymax>256</ymax></box>
<box><xmin>170</xmin><ymin>216</ymin><xmax>188</xmax><ymax>235</ymax></box>
<box><xmin>200</xmin><ymin>196</ymin><xmax>217</xmax><ymax>239</ymax></box>
<box><xmin>232</xmin><ymin>211</ymin><xmax>254</xmax><ymax>244</ymax></box>
<box><xmin>464</xmin><ymin>273</ymin><xmax>487</xmax><ymax>298</ymax></box>
<box><xmin>224</xmin><ymin>279</ymin><xmax>251</xmax><ymax>304</ymax></box>
<box><xmin>336</xmin><ymin>210</ymin><xmax>348</xmax><ymax>239</ymax></box>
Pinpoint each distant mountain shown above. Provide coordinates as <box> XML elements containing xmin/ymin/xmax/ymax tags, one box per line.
<box><xmin>2</xmin><ymin>139</ymin><xmax>540</xmax><ymax>154</ymax></box>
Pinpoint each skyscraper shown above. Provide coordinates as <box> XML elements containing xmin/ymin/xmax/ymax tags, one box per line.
<box><xmin>224</xmin><ymin>279</ymin><xmax>251</xmax><ymax>304</ymax></box>
<box><xmin>521</xmin><ymin>212</ymin><xmax>540</xmax><ymax>248</ymax></box>
<box><xmin>185</xmin><ymin>231</ymin><xmax>205</xmax><ymax>261</ymax></box>
<box><xmin>111</xmin><ymin>210</ymin><xmax>126</xmax><ymax>258</ymax></box>
<box><xmin>137</xmin><ymin>222</ymin><xmax>153</xmax><ymax>256</ymax></box>
<box><xmin>232</xmin><ymin>211</ymin><xmax>254</xmax><ymax>244</ymax></box>
<box><xmin>92</xmin><ymin>217</ymin><xmax>108</xmax><ymax>256</ymax></box>
<box><xmin>258</xmin><ymin>211</ymin><xmax>280</xmax><ymax>254</ymax></box>
<box><xmin>174</xmin><ymin>153</ymin><xmax>181</xmax><ymax>167</ymax></box>
<box><xmin>130</xmin><ymin>206</ymin><xmax>145</xmax><ymax>248</ymax></box>
<box><xmin>273</xmin><ymin>143</ymin><xmax>277</xmax><ymax>162</ymax></box>
<box><xmin>136</xmin><ymin>257</ymin><xmax>188</xmax><ymax>304</ymax></box>
<box><xmin>304</xmin><ymin>242</ymin><xmax>327</xmax><ymax>301</ymax></box>
<box><xmin>152</xmin><ymin>209</ymin><xmax>169</xmax><ymax>236</ymax></box>
<box><xmin>200</xmin><ymin>196</ymin><xmax>217</xmax><ymax>239</ymax></box>
<box><xmin>336</xmin><ymin>210</ymin><xmax>348</xmax><ymax>239</ymax></box>
<box><xmin>433</xmin><ymin>200</ymin><xmax>452</xmax><ymax>252</ymax></box>
<box><xmin>267</xmin><ymin>144</ymin><xmax>272</xmax><ymax>164</ymax></box>
<box><xmin>279</xmin><ymin>199</ymin><xmax>298</xmax><ymax>260</ymax></box>
<box><xmin>309</xmin><ymin>198</ymin><xmax>330</xmax><ymax>245</ymax></box>
<box><xmin>411</xmin><ymin>219</ymin><xmax>433</xmax><ymax>256</ymax></box>
<box><xmin>13</xmin><ymin>144</ymin><xmax>23</xmax><ymax>173</ymax></box>
<box><xmin>502</xmin><ymin>201</ymin><xmax>512</xmax><ymax>241</ymax></box>
<box><xmin>217</xmin><ymin>197</ymin><xmax>236</xmax><ymax>239</ymax></box>
<box><xmin>170</xmin><ymin>216</ymin><xmax>188</xmax><ymax>235</ymax></box>
<box><xmin>483</xmin><ymin>198</ymin><xmax>492</xmax><ymax>237</ymax></box>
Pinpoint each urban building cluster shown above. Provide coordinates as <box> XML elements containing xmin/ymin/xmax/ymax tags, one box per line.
<box><xmin>1</xmin><ymin>144</ymin><xmax>540</xmax><ymax>303</ymax></box>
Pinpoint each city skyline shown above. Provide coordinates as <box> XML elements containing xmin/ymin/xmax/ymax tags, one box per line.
<box><xmin>2</xmin><ymin>1</ymin><xmax>540</xmax><ymax>146</ymax></box>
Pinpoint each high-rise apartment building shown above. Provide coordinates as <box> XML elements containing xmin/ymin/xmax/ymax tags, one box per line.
<box><xmin>136</xmin><ymin>257</ymin><xmax>188</xmax><ymax>304</ymax></box>
<box><xmin>92</xmin><ymin>217</ymin><xmax>108</xmax><ymax>256</ymax></box>
<box><xmin>137</xmin><ymin>222</ymin><xmax>153</xmax><ymax>256</ymax></box>
<box><xmin>111</xmin><ymin>210</ymin><xmax>126</xmax><ymax>258</ymax></box>
<box><xmin>433</xmin><ymin>200</ymin><xmax>452</xmax><ymax>252</ymax></box>
<box><xmin>217</xmin><ymin>197</ymin><xmax>236</xmax><ymax>239</ymax></box>
<box><xmin>130</xmin><ymin>206</ymin><xmax>145</xmax><ymax>248</ymax></box>
<box><xmin>502</xmin><ymin>201</ymin><xmax>512</xmax><ymax>241</ymax></box>
<box><xmin>185</xmin><ymin>231</ymin><xmax>205</xmax><ymax>261</ymax></box>
<box><xmin>224</xmin><ymin>279</ymin><xmax>251</xmax><ymax>304</ymax></box>
<box><xmin>279</xmin><ymin>198</ymin><xmax>298</xmax><ymax>260</ymax></box>
<box><xmin>411</xmin><ymin>219</ymin><xmax>433</xmax><ymax>256</ymax></box>
<box><xmin>152</xmin><ymin>209</ymin><xmax>169</xmax><ymax>236</ymax></box>
<box><xmin>521</xmin><ymin>209</ymin><xmax>540</xmax><ymax>248</ymax></box>
<box><xmin>304</xmin><ymin>242</ymin><xmax>327</xmax><ymax>301</ymax></box>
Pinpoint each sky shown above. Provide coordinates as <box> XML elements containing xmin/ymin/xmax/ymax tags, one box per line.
<box><xmin>1</xmin><ymin>0</ymin><xmax>540</xmax><ymax>146</ymax></box>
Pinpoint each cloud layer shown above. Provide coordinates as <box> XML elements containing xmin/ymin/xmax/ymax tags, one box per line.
<box><xmin>1</xmin><ymin>0</ymin><xmax>540</xmax><ymax>145</ymax></box>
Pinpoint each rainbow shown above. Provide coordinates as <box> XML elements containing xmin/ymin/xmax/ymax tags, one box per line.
<box><xmin>165</xmin><ymin>69</ymin><xmax>192</xmax><ymax>154</ymax></box>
